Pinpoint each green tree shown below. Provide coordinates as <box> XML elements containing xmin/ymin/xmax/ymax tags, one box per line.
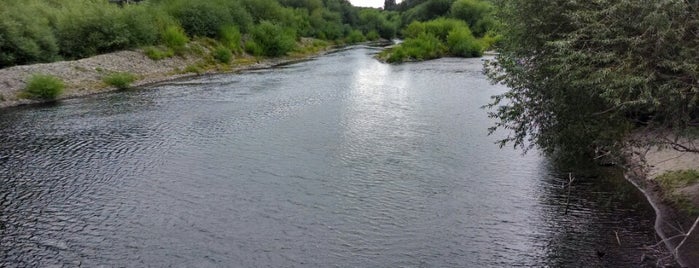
<box><xmin>485</xmin><ymin>0</ymin><xmax>699</xmax><ymax>159</ymax></box>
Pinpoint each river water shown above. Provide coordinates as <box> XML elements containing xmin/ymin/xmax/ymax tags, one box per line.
<box><xmin>1</xmin><ymin>47</ymin><xmax>659</xmax><ymax>267</ymax></box>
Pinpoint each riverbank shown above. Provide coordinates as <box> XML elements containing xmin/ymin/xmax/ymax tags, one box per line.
<box><xmin>626</xmin><ymin>143</ymin><xmax>699</xmax><ymax>267</ymax></box>
<box><xmin>0</xmin><ymin>39</ymin><xmax>361</xmax><ymax>109</ymax></box>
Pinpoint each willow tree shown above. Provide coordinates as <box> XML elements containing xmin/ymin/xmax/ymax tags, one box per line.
<box><xmin>485</xmin><ymin>0</ymin><xmax>699</xmax><ymax>160</ymax></box>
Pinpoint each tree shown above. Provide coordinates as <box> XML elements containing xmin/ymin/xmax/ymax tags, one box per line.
<box><xmin>485</xmin><ymin>0</ymin><xmax>699</xmax><ymax>160</ymax></box>
<box><xmin>384</xmin><ymin>0</ymin><xmax>397</xmax><ymax>10</ymax></box>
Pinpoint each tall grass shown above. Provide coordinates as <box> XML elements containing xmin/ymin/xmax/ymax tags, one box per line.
<box><xmin>23</xmin><ymin>74</ymin><xmax>64</xmax><ymax>100</ymax></box>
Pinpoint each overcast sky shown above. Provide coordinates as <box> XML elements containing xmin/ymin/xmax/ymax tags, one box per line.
<box><xmin>349</xmin><ymin>0</ymin><xmax>401</xmax><ymax>8</ymax></box>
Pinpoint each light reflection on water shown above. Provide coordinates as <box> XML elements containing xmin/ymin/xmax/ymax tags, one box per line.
<box><xmin>0</xmin><ymin>47</ymin><xmax>657</xmax><ymax>267</ymax></box>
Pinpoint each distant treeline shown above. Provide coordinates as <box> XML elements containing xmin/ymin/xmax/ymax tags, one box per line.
<box><xmin>0</xmin><ymin>0</ymin><xmax>498</xmax><ymax>68</ymax></box>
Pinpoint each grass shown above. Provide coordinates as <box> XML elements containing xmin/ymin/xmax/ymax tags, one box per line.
<box><xmin>23</xmin><ymin>74</ymin><xmax>64</xmax><ymax>100</ymax></box>
<box><xmin>212</xmin><ymin>46</ymin><xmax>233</xmax><ymax>63</ymax></box>
<box><xmin>144</xmin><ymin>46</ymin><xmax>175</xmax><ymax>60</ymax></box>
<box><xmin>657</xmin><ymin>169</ymin><xmax>699</xmax><ymax>216</ymax></box>
<box><xmin>103</xmin><ymin>72</ymin><xmax>137</xmax><ymax>89</ymax></box>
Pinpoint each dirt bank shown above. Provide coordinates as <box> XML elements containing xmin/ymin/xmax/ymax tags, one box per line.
<box><xmin>627</xmin><ymin>145</ymin><xmax>699</xmax><ymax>267</ymax></box>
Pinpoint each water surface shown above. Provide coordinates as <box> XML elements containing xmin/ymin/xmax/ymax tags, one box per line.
<box><xmin>0</xmin><ymin>47</ymin><xmax>657</xmax><ymax>267</ymax></box>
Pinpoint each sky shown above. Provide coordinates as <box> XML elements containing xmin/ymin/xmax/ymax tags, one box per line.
<box><xmin>348</xmin><ymin>0</ymin><xmax>400</xmax><ymax>8</ymax></box>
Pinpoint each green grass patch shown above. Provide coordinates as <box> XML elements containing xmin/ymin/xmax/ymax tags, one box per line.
<box><xmin>212</xmin><ymin>46</ymin><xmax>233</xmax><ymax>63</ymax></box>
<box><xmin>144</xmin><ymin>46</ymin><xmax>175</xmax><ymax>60</ymax></box>
<box><xmin>183</xmin><ymin>64</ymin><xmax>205</xmax><ymax>75</ymax></box>
<box><xmin>657</xmin><ymin>169</ymin><xmax>699</xmax><ymax>216</ymax></box>
<box><xmin>103</xmin><ymin>72</ymin><xmax>137</xmax><ymax>89</ymax></box>
<box><xmin>23</xmin><ymin>74</ymin><xmax>64</xmax><ymax>100</ymax></box>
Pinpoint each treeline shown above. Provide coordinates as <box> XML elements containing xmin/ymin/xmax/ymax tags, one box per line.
<box><xmin>485</xmin><ymin>0</ymin><xmax>699</xmax><ymax>160</ymax></box>
<box><xmin>378</xmin><ymin>0</ymin><xmax>500</xmax><ymax>63</ymax></box>
<box><xmin>0</xmin><ymin>0</ymin><xmax>398</xmax><ymax>68</ymax></box>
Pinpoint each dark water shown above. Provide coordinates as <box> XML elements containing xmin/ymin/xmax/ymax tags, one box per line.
<box><xmin>1</xmin><ymin>47</ymin><xmax>658</xmax><ymax>267</ymax></box>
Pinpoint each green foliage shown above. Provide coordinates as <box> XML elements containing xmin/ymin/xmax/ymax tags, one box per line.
<box><xmin>143</xmin><ymin>46</ymin><xmax>175</xmax><ymax>60</ymax></box>
<box><xmin>167</xmin><ymin>1</ymin><xmax>233</xmax><ymax>38</ymax></box>
<box><xmin>23</xmin><ymin>74</ymin><xmax>64</xmax><ymax>100</ymax></box>
<box><xmin>422</xmin><ymin>18</ymin><xmax>468</xmax><ymax>41</ymax></box>
<box><xmin>485</xmin><ymin>0</ymin><xmax>699</xmax><ymax>159</ymax></box>
<box><xmin>183</xmin><ymin>64</ymin><xmax>204</xmax><ymax>74</ymax></box>
<box><xmin>401</xmin><ymin>0</ymin><xmax>454</xmax><ymax>23</ymax></box>
<box><xmin>446</xmin><ymin>27</ymin><xmax>482</xmax><ymax>57</ymax></box>
<box><xmin>250</xmin><ymin>21</ymin><xmax>297</xmax><ymax>57</ymax></box>
<box><xmin>0</xmin><ymin>1</ymin><xmax>60</xmax><ymax>67</ymax></box>
<box><xmin>244</xmin><ymin>40</ymin><xmax>264</xmax><ymax>56</ymax></box>
<box><xmin>55</xmin><ymin>2</ymin><xmax>158</xmax><ymax>59</ymax></box>
<box><xmin>449</xmin><ymin>0</ymin><xmax>494</xmax><ymax>37</ymax></box>
<box><xmin>657</xmin><ymin>170</ymin><xmax>699</xmax><ymax>216</ymax></box>
<box><xmin>387</xmin><ymin>18</ymin><xmax>488</xmax><ymax>62</ymax></box>
<box><xmin>359</xmin><ymin>9</ymin><xmax>397</xmax><ymax>39</ymax></box>
<box><xmin>103</xmin><ymin>72</ymin><xmax>137</xmax><ymax>90</ymax></box>
<box><xmin>161</xmin><ymin>26</ymin><xmax>189</xmax><ymax>52</ymax></box>
<box><xmin>218</xmin><ymin>25</ymin><xmax>242</xmax><ymax>53</ymax></box>
<box><xmin>345</xmin><ymin>30</ymin><xmax>366</xmax><ymax>44</ymax></box>
<box><xmin>212</xmin><ymin>46</ymin><xmax>233</xmax><ymax>63</ymax></box>
<box><xmin>0</xmin><ymin>0</ymin><xmax>412</xmax><ymax>69</ymax></box>
<box><xmin>366</xmin><ymin>30</ymin><xmax>381</xmax><ymax>41</ymax></box>
<box><xmin>383</xmin><ymin>33</ymin><xmax>445</xmax><ymax>63</ymax></box>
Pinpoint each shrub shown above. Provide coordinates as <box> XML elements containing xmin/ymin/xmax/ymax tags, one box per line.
<box><xmin>169</xmin><ymin>1</ymin><xmax>233</xmax><ymax>38</ymax></box>
<box><xmin>346</xmin><ymin>30</ymin><xmax>365</xmax><ymax>44</ymax></box>
<box><xmin>103</xmin><ymin>72</ymin><xmax>137</xmax><ymax>90</ymax></box>
<box><xmin>24</xmin><ymin>74</ymin><xmax>64</xmax><ymax>100</ymax></box>
<box><xmin>384</xmin><ymin>33</ymin><xmax>445</xmax><ymax>63</ymax></box>
<box><xmin>446</xmin><ymin>27</ymin><xmax>482</xmax><ymax>57</ymax></box>
<box><xmin>250</xmin><ymin>21</ymin><xmax>296</xmax><ymax>57</ymax></box>
<box><xmin>212</xmin><ymin>46</ymin><xmax>233</xmax><ymax>63</ymax></box>
<box><xmin>244</xmin><ymin>40</ymin><xmax>264</xmax><ymax>56</ymax></box>
<box><xmin>161</xmin><ymin>26</ymin><xmax>189</xmax><ymax>52</ymax></box>
<box><xmin>366</xmin><ymin>30</ymin><xmax>380</xmax><ymax>41</ymax></box>
<box><xmin>218</xmin><ymin>25</ymin><xmax>242</xmax><ymax>53</ymax></box>
<box><xmin>0</xmin><ymin>1</ymin><xmax>60</xmax><ymax>67</ymax></box>
<box><xmin>143</xmin><ymin>46</ymin><xmax>174</xmax><ymax>60</ymax></box>
<box><xmin>55</xmin><ymin>2</ymin><xmax>158</xmax><ymax>59</ymax></box>
<box><xmin>450</xmin><ymin>0</ymin><xmax>495</xmax><ymax>37</ymax></box>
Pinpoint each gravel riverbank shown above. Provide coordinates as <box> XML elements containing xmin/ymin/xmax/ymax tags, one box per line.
<box><xmin>0</xmin><ymin>44</ymin><xmax>340</xmax><ymax>109</ymax></box>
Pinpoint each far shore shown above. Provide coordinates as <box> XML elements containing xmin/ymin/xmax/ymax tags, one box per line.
<box><xmin>0</xmin><ymin>40</ymin><xmax>390</xmax><ymax>110</ymax></box>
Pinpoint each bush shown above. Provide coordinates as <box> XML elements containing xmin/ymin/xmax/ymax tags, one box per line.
<box><xmin>384</xmin><ymin>33</ymin><xmax>445</xmax><ymax>63</ymax></box>
<box><xmin>161</xmin><ymin>26</ymin><xmax>189</xmax><ymax>52</ymax></box>
<box><xmin>244</xmin><ymin>40</ymin><xmax>264</xmax><ymax>56</ymax></box>
<box><xmin>55</xmin><ymin>2</ymin><xmax>158</xmax><ymax>59</ymax></box>
<box><xmin>450</xmin><ymin>0</ymin><xmax>495</xmax><ymax>37</ymax></box>
<box><xmin>103</xmin><ymin>72</ymin><xmax>137</xmax><ymax>90</ymax></box>
<box><xmin>168</xmin><ymin>1</ymin><xmax>233</xmax><ymax>38</ymax></box>
<box><xmin>0</xmin><ymin>1</ymin><xmax>60</xmax><ymax>67</ymax></box>
<box><xmin>212</xmin><ymin>46</ymin><xmax>233</xmax><ymax>63</ymax></box>
<box><xmin>345</xmin><ymin>30</ymin><xmax>365</xmax><ymax>44</ymax></box>
<box><xmin>366</xmin><ymin>30</ymin><xmax>380</xmax><ymax>41</ymax></box>
<box><xmin>218</xmin><ymin>25</ymin><xmax>242</xmax><ymax>53</ymax></box>
<box><xmin>143</xmin><ymin>46</ymin><xmax>174</xmax><ymax>60</ymax></box>
<box><xmin>24</xmin><ymin>74</ymin><xmax>64</xmax><ymax>100</ymax></box>
<box><xmin>446</xmin><ymin>27</ymin><xmax>482</xmax><ymax>57</ymax></box>
<box><xmin>250</xmin><ymin>21</ymin><xmax>296</xmax><ymax>57</ymax></box>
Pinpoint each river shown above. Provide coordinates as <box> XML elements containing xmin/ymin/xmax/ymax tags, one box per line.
<box><xmin>0</xmin><ymin>47</ymin><xmax>659</xmax><ymax>267</ymax></box>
